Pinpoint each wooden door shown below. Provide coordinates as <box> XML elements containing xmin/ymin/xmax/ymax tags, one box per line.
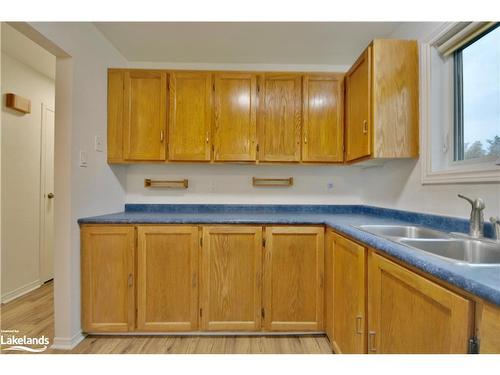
<box><xmin>345</xmin><ymin>48</ymin><xmax>371</xmax><ymax>162</ymax></box>
<box><xmin>302</xmin><ymin>74</ymin><xmax>344</xmax><ymax>162</ymax></box>
<box><xmin>168</xmin><ymin>72</ymin><xmax>212</xmax><ymax>161</ymax></box>
<box><xmin>332</xmin><ymin>233</ymin><xmax>366</xmax><ymax>353</ymax></box>
<box><xmin>201</xmin><ymin>226</ymin><xmax>262</xmax><ymax>331</ymax></box>
<box><xmin>124</xmin><ymin>70</ymin><xmax>167</xmax><ymax>161</ymax></box>
<box><xmin>137</xmin><ymin>226</ymin><xmax>199</xmax><ymax>331</ymax></box>
<box><xmin>81</xmin><ymin>226</ymin><xmax>135</xmax><ymax>332</ymax></box>
<box><xmin>368</xmin><ymin>252</ymin><xmax>473</xmax><ymax>354</ymax></box>
<box><xmin>263</xmin><ymin>226</ymin><xmax>324</xmax><ymax>331</ymax></box>
<box><xmin>324</xmin><ymin>230</ymin><xmax>335</xmax><ymax>347</ymax></box>
<box><xmin>107</xmin><ymin>70</ymin><xmax>124</xmax><ymax>163</ymax></box>
<box><xmin>213</xmin><ymin>73</ymin><xmax>257</xmax><ymax>161</ymax></box>
<box><xmin>258</xmin><ymin>74</ymin><xmax>301</xmax><ymax>162</ymax></box>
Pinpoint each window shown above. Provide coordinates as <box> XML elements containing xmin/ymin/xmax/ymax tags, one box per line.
<box><xmin>453</xmin><ymin>24</ymin><xmax>500</xmax><ymax>162</ymax></box>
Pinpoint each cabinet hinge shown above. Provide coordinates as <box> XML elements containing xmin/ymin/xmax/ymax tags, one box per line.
<box><xmin>200</xmin><ymin>237</ymin><xmax>203</xmax><ymax>247</ymax></box>
<box><xmin>167</xmin><ymin>81</ymin><xmax>170</xmax><ymax>90</ymax></box>
<box><xmin>261</xmin><ymin>308</ymin><xmax>265</xmax><ymax>320</ymax></box>
<box><xmin>200</xmin><ymin>308</ymin><xmax>203</xmax><ymax>318</ymax></box>
<box><xmin>468</xmin><ymin>336</ymin><xmax>479</xmax><ymax>354</ymax></box>
<box><xmin>257</xmin><ymin>84</ymin><xmax>260</xmax><ymax>93</ymax></box>
<box><xmin>256</xmin><ymin>144</ymin><xmax>259</xmax><ymax>153</ymax></box>
<box><xmin>262</xmin><ymin>238</ymin><xmax>266</xmax><ymax>248</ymax></box>
<box><xmin>212</xmin><ymin>83</ymin><xmax>215</xmax><ymax>92</ymax></box>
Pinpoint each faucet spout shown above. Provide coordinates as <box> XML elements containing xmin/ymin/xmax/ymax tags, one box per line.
<box><xmin>458</xmin><ymin>194</ymin><xmax>485</xmax><ymax>238</ymax></box>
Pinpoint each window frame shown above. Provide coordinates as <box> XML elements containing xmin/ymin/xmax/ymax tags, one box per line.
<box><xmin>420</xmin><ymin>22</ymin><xmax>500</xmax><ymax>185</ymax></box>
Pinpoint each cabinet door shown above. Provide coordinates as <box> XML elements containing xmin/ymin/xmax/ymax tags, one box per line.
<box><xmin>263</xmin><ymin>226</ymin><xmax>324</xmax><ymax>331</ymax></box>
<box><xmin>258</xmin><ymin>74</ymin><xmax>301</xmax><ymax>162</ymax></box>
<box><xmin>476</xmin><ymin>302</ymin><xmax>500</xmax><ymax>353</ymax></box>
<box><xmin>368</xmin><ymin>252</ymin><xmax>473</xmax><ymax>354</ymax></box>
<box><xmin>107</xmin><ymin>70</ymin><xmax>124</xmax><ymax>163</ymax></box>
<box><xmin>324</xmin><ymin>230</ymin><xmax>335</xmax><ymax>346</ymax></box>
<box><xmin>168</xmin><ymin>72</ymin><xmax>212</xmax><ymax>161</ymax></box>
<box><xmin>123</xmin><ymin>70</ymin><xmax>167</xmax><ymax>161</ymax></box>
<box><xmin>332</xmin><ymin>233</ymin><xmax>366</xmax><ymax>353</ymax></box>
<box><xmin>345</xmin><ymin>48</ymin><xmax>371</xmax><ymax>161</ymax></box>
<box><xmin>137</xmin><ymin>226</ymin><xmax>199</xmax><ymax>331</ymax></box>
<box><xmin>213</xmin><ymin>73</ymin><xmax>257</xmax><ymax>161</ymax></box>
<box><xmin>201</xmin><ymin>226</ymin><xmax>262</xmax><ymax>331</ymax></box>
<box><xmin>302</xmin><ymin>74</ymin><xmax>344</xmax><ymax>162</ymax></box>
<box><xmin>81</xmin><ymin>226</ymin><xmax>135</xmax><ymax>332</ymax></box>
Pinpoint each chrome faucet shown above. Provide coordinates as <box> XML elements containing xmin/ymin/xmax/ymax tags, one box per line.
<box><xmin>490</xmin><ymin>217</ymin><xmax>500</xmax><ymax>241</ymax></box>
<box><xmin>458</xmin><ymin>194</ymin><xmax>485</xmax><ymax>238</ymax></box>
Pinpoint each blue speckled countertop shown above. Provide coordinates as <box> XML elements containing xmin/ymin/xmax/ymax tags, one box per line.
<box><xmin>79</xmin><ymin>204</ymin><xmax>500</xmax><ymax>306</ymax></box>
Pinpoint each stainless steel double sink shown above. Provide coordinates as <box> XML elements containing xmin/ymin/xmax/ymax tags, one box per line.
<box><xmin>356</xmin><ymin>225</ymin><xmax>500</xmax><ymax>266</ymax></box>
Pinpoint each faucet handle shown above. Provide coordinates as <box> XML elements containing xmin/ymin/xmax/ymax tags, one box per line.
<box><xmin>491</xmin><ymin>217</ymin><xmax>500</xmax><ymax>224</ymax></box>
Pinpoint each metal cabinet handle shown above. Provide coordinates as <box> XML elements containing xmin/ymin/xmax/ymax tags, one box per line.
<box><xmin>128</xmin><ymin>273</ymin><xmax>133</xmax><ymax>287</ymax></box>
<box><xmin>355</xmin><ymin>315</ymin><xmax>363</xmax><ymax>334</ymax></box>
<box><xmin>160</xmin><ymin>130</ymin><xmax>164</xmax><ymax>142</ymax></box>
<box><xmin>362</xmin><ymin>120</ymin><xmax>368</xmax><ymax>134</ymax></box>
<box><xmin>304</xmin><ymin>136</ymin><xmax>308</xmax><ymax>144</ymax></box>
<box><xmin>206</xmin><ymin>131</ymin><xmax>209</xmax><ymax>143</ymax></box>
<box><xmin>368</xmin><ymin>331</ymin><xmax>377</xmax><ymax>352</ymax></box>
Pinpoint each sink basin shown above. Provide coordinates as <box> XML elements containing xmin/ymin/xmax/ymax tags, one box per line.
<box><xmin>357</xmin><ymin>225</ymin><xmax>450</xmax><ymax>239</ymax></box>
<box><xmin>400</xmin><ymin>239</ymin><xmax>500</xmax><ymax>265</ymax></box>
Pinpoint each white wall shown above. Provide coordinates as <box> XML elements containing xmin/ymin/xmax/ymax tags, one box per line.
<box><xmin>358</xmin><ymin>22</ymin><xmax>500</xmax><ymax>220</ymax></box>
<box><xmin>1</xmin><ymin>40</ymin><xmax>55</xmax><ymax>301</ymax></box>
<box><xmin>126</xmin><ymin>164</ymin><xmax>363</xmax><ymax>205</ymax></box>
<box><xmin>21</xmin><ymin>22</ymin><xmax>128</xmax><ymax>348</ymax></box>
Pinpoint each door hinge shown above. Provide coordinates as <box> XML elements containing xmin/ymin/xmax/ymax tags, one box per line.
<box><xmin>468</xmin><ymin>336</ymin><xmax>479</xmax><ymax>354</ymax></box>
<box><xmin>200</xmin><ymin>308</ymin><xmax>203</xmax><ymax>318</ymax></box>
<box><xmin>261</xmin><ymin>308</ymin><xmax>265</xmax><ymax>320</ymax></box>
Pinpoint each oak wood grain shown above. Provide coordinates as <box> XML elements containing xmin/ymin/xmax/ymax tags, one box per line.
<box><xmin>107</xmin><ymin>71</ymin><xmax>124</xmax><ymax>162</ymax></box>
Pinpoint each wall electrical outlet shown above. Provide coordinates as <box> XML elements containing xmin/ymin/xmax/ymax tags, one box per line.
<box><xmin>79</xmin><ymin>151</ymin><xmax>88</xmax><ymax>167</ymax></box>
<box><xmin>94</xmin><ymin>136</ymin><xmax>104</xmax><ymax>152</ymax></box>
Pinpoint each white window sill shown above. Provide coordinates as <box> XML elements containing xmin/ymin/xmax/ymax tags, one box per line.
<box><xmin>422</xmin><ymin>164</ymin><xmax>500</xmax><ymax>184</ymax></box>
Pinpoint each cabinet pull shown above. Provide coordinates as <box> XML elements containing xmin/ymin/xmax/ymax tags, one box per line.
<box><xmin>368</xmin><ymin>331</ymin><xmax>377</xmax><ymax>352</ymax></box>
<box><xmin>304</xmin><ymin>136</ymin><xmax>308</xmax><ymax>144</ymax></box>
<box><xmin>362</xmin><ymin>120</ymin><xmax>368</xmax><ymax>134</ymax></box>
<box><xmin>206</xmin><ymin>131</ymin><xmax>209</xmax><ymax>144</ymax></box>
<box><xmin>355</xmin><ymin>315</ymin><xmax>363</xmax><ymax>334</ymax></box>
<box><xmin>128</xmin><ymin>273</ymin><xmax>133</xmax><ymax>288</ymax></box>
<box><xmin>160</xmin><ymin>130</ymin><xmax>165</xmax><ymax>142</ymax></box>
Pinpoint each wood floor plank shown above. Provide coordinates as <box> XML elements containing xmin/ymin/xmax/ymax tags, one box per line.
<box><xmin>0</xmin><ymin>282</ymin><xmax>332</xmax><ymax>354</ymax></box>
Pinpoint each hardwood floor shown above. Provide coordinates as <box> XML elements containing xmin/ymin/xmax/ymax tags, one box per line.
<box><xmin>0</xmin><ymin>281</ymin><xmax>332</xmax><ymax>354</ymax></box>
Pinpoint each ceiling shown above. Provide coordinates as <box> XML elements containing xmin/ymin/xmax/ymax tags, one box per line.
<box><xmin>94</xmin><ymin>22</ymin><xmax>401</xmax><ymax>65</ymax></box>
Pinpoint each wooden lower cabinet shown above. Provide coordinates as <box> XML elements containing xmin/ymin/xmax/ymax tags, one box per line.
<box><xmin>81</xmin><ymin>226</ymin><xmax>135</xmax><ymax>332</ymax></box>
<box><xmin>263</xmin><ymin>226</ymin><xmax>324</xmax><ymax>331</ymax></box>
<box><xmin>331</xmin><ymin>232</ymin><xmax>367</xmax><ymax>353</ymax></box>
<box><xmin>324</xmin><ymin>230</ymin><xmax>334</xmax><ymax>343</ymax></box>
<box><xmin>201</xmin><ymin>226</ymin><xmax>263</xmax><ymax>331</ymax></box>
<box><xmin>476</xmin><ymin>302</ymin><xmax>500</xmax><ymax>353</ymax></box>
<box><xmin>137</xmin><ymin>226</ymin><xmax>199</xmax><ymax>331</ymax></box>
<box><xmin>368</xmin><ymin>252</ymin><xmax>473</xmax><ymax>353</ymax></box>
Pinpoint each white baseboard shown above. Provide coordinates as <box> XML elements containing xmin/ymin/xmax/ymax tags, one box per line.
<box><xmin>51</xmin><ymin>332</ymin><xmax>86</xmax><ymax>350</ymax></box>
<box><xmin>1</xmin><ymin>280</ymin><xmax>41</xmax><ymax>304</ymax></box>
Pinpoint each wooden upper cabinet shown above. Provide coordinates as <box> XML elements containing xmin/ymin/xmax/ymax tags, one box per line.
<box><xmin>345</xmin><ymin>40</ymin><xmax>419</xmax><ymax>162</ymax></box>
<box><xmin>345</xmin><ymin>49</ymin><xmax>371</xmax><ymax>161</ymax></box>
<box><xmin>168</xmin><ymin>72</ymin><xmax>212</xmax><ymax>161</ymax></box>
<box><xmin>258</xmin><ymin>74</ymin><xmax>301</xmax><ymax>162</ymax></box>
<box><xmin>123</xmin><ymin>70</ymin><xmax>167</xmax><ymax>161</ymax></box>
<box><xmin>201</xmin><ymin>226</ymin><xmax>262</xmax><ymax>331</ymax></box>
<box><xmin>331</xmin><ymin>232</ymin><xmax>367</xmax><ymax>354</ymax></box>
<box><xmin>263</xmin><ymin>226</ymin><xmax>324</xmax><ymax>331</ymax></box>
<box><xmin>81</xmin><ymin>226</ymin><xmax>135</xmax><ymax>333</ymax></box>
<box><xmin>137</xmin><ymin>226</ymin><xmax>199</xmax><ymax>332</ymax></box>
<box><xmin>107</xmin><ymin>71</ymin><xmax>124</xmax><ymax>163</ymax></box>
<box><xmin>213</xmin><ymin>73</ymin><xmax>257</xmax><ymax>161</ymax></box>
<box><xmin>368</xmin><ymin>252</ymin><xmax>473</xmax><ymax>354</ymax></box>
<box><xmin>302</xmin><ymin>74</ymin><xmax>344</xmax><ymax>162</ymax></box>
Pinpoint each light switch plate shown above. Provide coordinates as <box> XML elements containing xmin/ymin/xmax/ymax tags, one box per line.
<box><xmin>94</xmin><ymin>136</ymin><xmax>103</xmax><ymax>152</ymax></box>
<box><xmin>79</xmin><ymin>151</ymin><xmax>88</xmax><ymax>167</ymax></box>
